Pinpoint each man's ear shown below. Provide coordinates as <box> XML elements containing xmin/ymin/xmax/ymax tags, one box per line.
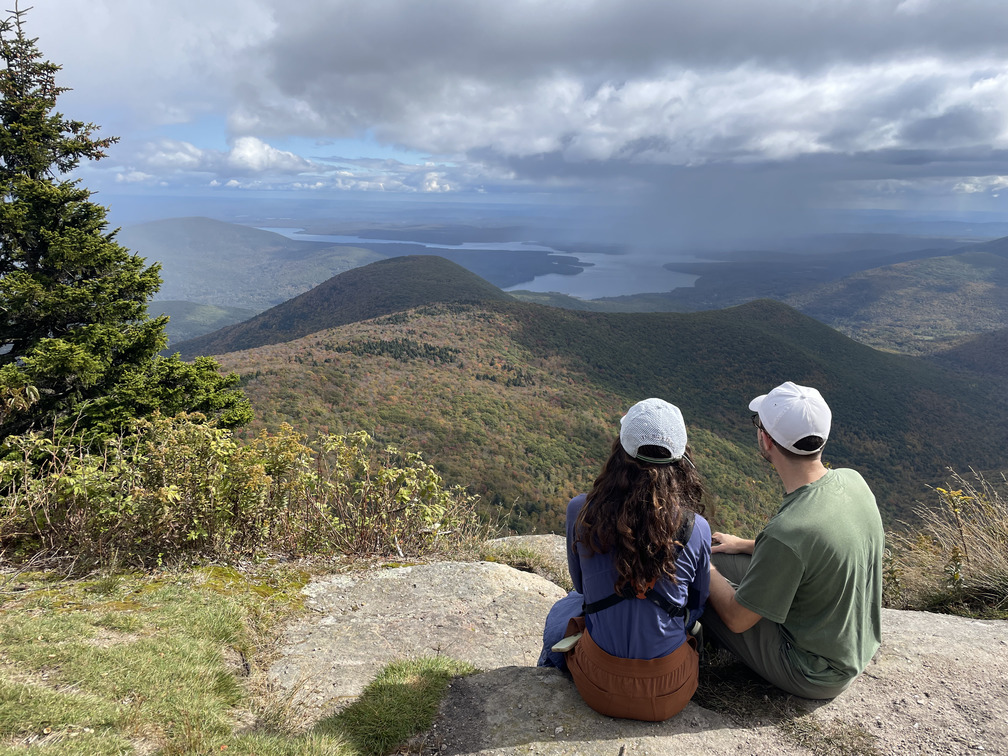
<box><xmin>757</xmin><ymin>427</ymin><xmax>775</xmax><ymax>456</ymax></box>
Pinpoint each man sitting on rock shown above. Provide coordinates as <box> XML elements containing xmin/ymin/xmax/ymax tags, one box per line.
<box><xmin>704</xmin><ymin>381</ymin><xmax>885</xmax><ymax>699</ymax></box>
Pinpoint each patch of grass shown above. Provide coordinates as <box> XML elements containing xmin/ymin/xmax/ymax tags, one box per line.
<box><xmin>316</xmin><ymin>656</ymin><xmax>477</xmax><ymax>756</ymax></box>
<box><xmin>0</xmin><ymin>678</ymin><xmax>125</xmax><ymax>753</ymax></box>
<box><xmin>0</xmin><ymin>571</ymin><xmax>255</xmax><ymax>754</ymax></box>
<box><xmin>0</xmin><ymin>565</ymin><xmax>476</xmax><ymax>756</ymax></box>
<box><xmin>84</xmin><ymin>572</ymin><xmax>123</xmax><ymax>596</ymax></box>
<box><xmin>212</xmin><ymin>731</ymin><xmax>349</xmax><ymax>756</ymax></box>
<box><xmin>780</xmin><ymin>715</ymin><xmax>881</xmax><ymax>756</ymax></box>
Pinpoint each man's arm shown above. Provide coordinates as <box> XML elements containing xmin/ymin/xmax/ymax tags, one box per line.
<box><xmin>711</xmin><ymin>531</ymin><xmax>755</xmax><ymax>555</ymax></box>
<box><xmin>708</xmin><ymin>564</ymin><xmax>763</xmax><ymax>633</ymax></box>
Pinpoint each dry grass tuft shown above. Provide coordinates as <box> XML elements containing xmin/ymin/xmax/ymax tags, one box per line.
<box><xmin>886</xmin><ymin>468</ymin><xmax>1008</xmax><ymax>616</ymax></box>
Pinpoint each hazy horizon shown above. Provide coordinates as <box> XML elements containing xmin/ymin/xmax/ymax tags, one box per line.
<box><xmin>109</xmin><ymin>193</ymin><xmax>1008</xmax><ymax>300</ymax></box>
<box><xmin>24</xmin><ymin>0</ymin><xmax>1008</xmax><ymax>257</ymax></box>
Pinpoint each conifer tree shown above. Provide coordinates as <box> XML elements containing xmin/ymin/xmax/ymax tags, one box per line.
<box><xmin>0</xmin><ymin>5</ymin><xmax>250</xmax><ymax>438</ymax></box>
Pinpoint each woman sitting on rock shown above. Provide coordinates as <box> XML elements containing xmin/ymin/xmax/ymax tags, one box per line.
<box><xmin>538</xmin><ymin>398</ymin><xmax>711</xmax><ymax>721</ymax></box>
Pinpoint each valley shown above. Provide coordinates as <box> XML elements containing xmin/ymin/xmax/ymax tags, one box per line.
<box><xmin>129</xmin><ymin>217</ymin><xmax>1008</xmax><ymax>536</ymax></box>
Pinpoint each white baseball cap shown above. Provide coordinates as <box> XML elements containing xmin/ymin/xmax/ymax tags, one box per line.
<box><xmin>749</xmin><ymin>381</ymin><xmax>831</xmax><ymax>455</ymax></box>
<box><xmin>620</xmin><ymin>398</ymin><xmax>687</xmax><ymax>463</ymax></box>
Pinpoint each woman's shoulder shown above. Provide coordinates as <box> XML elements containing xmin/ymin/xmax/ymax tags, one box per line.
<box><xmin>565</xmin><ymin>494</ymin><xmax>588</xmax><ymax>531</ymax></box>
<box><xmin>688</xmin><ymin>512</ymin><xmax>712</xmax><ymax>546</ymax></box>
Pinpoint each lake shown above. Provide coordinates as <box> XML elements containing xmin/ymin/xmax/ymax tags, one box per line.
<box><xmin>258</xmin><ymin>227</ymin><xmax>700</xmax><ymax>299</ymax></box>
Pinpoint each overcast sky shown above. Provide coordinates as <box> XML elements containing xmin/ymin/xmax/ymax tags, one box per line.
<box><xmin>21</xmin><ymin>0</ymin><xmax>1008</xmax><ymax>242</ymax></box>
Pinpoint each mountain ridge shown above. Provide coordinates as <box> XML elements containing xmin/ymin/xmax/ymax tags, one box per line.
<box><xmin>783</xmin><ymin>249</ymin><xmax>1008</xmax><ymax>354</ymax></box>
<box><xmin>200</xmin><ymin>257</ymin><xmax>1008</xmax><ymax>531</ymax></box>
<box><xmin>175</xmin><ymin>255</ymin><xmax>510</xmax><ymax>359</ymax></box>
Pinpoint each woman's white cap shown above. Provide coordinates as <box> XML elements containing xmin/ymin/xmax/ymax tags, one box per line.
<box><xmin>619</xmin><ymin>398</ymin><xmax>687</xmax><ymax>463</ymax></box>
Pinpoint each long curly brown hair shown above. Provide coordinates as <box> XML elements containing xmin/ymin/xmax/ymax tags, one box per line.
<box><xmin>575</xmin><ymin>437</ymin><xmax>706</xmax><ymax>596</ymax></box>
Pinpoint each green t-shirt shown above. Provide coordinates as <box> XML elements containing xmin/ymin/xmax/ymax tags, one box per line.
<box><xmin>735</xmin><ymin>468</ymin><xmax>884</xmax><ymax>684</ymax></box>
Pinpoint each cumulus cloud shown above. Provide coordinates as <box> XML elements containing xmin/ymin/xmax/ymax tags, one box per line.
<box><xmin>955</xmin><ymin>176</ymin><xmax>1008</xmax><ymax>194</ymax></box>
<box><xmin>107</xmin><ymin>135</ymin><xmax>486</xmax><ymax>195</ymax></box>
<box><xmin>137</xmin><ymin>140</ymin><xmax>207</xmax><ymax>172</ymax></box>
<box><xmin>115</xmin><ymin>170</ymin><xmax>156</xmax><ymax>184</ymax></box>
<box><xmin>225</xmin><ymin>137</ymin><xmax>311</xmax><ymax>174</ymax></box>
<box><xmin>126</xmin><ymin>137</ymin><xmax>312</xmax><ymax>179</ymax></box>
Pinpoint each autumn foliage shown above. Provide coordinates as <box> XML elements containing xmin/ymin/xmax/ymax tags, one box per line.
<box><xmin>0</xmin><ymin>413</ymin><xmax>491</xmax><ymax>567</ymax></box>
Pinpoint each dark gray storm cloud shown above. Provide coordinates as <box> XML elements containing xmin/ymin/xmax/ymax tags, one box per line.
<box><xmin>26</xmin><ymin>0</ymin><xmax>1008</xmax><ymax>239</ymax></box>
<box><xmin>229</xmin><ymin>1</ymin><xmax>1008</xmax><ymax>176</ymax></box>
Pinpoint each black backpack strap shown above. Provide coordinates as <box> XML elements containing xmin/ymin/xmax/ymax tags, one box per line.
<box><xmin>584</xmin><ymin>587</ymin><xmax>689</xmax><ymax>620</ymax></box>
<box><xmin>582</xmin><ymin>592</ymin><xmax>628</xmax><ymax>615</ymax></box>
<box><xmin>642</xmin><ymin>588</ymin><xmax>688</xmax><ymax>618</ymax></box>
<box><xmin>679</xmin><ymin>511</ymin><xmax>695</xmax><ymax>549</ymax></box>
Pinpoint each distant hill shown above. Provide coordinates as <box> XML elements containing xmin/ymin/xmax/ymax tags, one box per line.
<box><xmin>509</xmin><ymin>234</ymin><xmax>980</xmax><ymax>318</ymax></box>
<box><xmin>517</xmin><ymin>234</ymin><xmax>1008</xmax><ymax>358</ymax></box>
<box><xmin>148</xmin><ymin>301</ymin><xmax>257</xmax><ymax>349</ymax></box>
<box><xmin>972</xmin><ymin>235</ymin><xmax>1008</xmax><ymax>257</ymax></box>
<box><xmin>118</xmin><ymin>216</ymin><xmax>384</xmax><ymax>311</ymax></box>
<box><xmin>930</xmin><ymin>327</ymin><xmax>1008</xmax><ymax>379</ymax></box>
<box><xmin>604</xmin><ymin>237</ymin><xmax>968</xmax><ymax>311</ymax></box>
<box><xmin>204</xmin><ymin>258</ymin><xmax>1008</xmax><ymax>532</ymax></box>
<box><xmin>785</xmin><ymin>249</ymin><xmax>1008</xmax><ymax>354</ymax></box>
<box><xmin>175</xmin><ymin>256</ymin><xmax>511</xmax><ymax>359</ymax></box>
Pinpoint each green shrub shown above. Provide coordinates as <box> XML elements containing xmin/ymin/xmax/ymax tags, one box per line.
<box><xmin>0</xmin><ymin>414</ymin><xmax>491</xmax><ymax>567</ymax></box>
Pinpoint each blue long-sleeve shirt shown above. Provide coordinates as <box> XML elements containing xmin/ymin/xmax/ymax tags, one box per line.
<box><xmin>566</xmin><ymin>493</ymin><xmax>711</xmax><ymax>660</ymax></box>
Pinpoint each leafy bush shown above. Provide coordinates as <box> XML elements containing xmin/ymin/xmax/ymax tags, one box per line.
<box><xmin>885</xmin><ymin>468</ymin><xmax>1008</xmax><ymax>615</ymax></box>
<box><xmin>0</xmin><ymin>414</ymin><xmax>491</xmax><ymax>567</ymax></box>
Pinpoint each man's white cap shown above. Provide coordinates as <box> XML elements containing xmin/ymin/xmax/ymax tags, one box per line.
<box><xmin>620</xmin><ymin>398</ymin><xmax>687</xmax><ymax>463</ymax></box>
<box><xmin>749</xmin><ymin>381</ymin><xmax>831</xmax><ymax>455</ymax></box>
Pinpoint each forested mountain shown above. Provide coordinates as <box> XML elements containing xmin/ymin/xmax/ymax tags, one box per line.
<box><xmin>205</xmin><ymin>256</ymin><xmax>1008</xmax><ymax>534</ymax></box>
<box><xmin>175</xmin><ymin>256</ymin><xmax>510</xmax><ymax>358</ymax></box>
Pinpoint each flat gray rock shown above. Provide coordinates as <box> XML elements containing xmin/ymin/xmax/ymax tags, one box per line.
<box><xmin>425</xmin><ymin>609</ymin><xmax>1008</xmax><ymax>756</ymax></box>
<box><xmin>268</xmin><ymin>539</ymin><xmax>1008</xmax><ymax>755</ymax></box>
<box><xmin>268</xmin><ymin>560</ymin><xmax>565</xmax><ymax>717</ymax></box>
